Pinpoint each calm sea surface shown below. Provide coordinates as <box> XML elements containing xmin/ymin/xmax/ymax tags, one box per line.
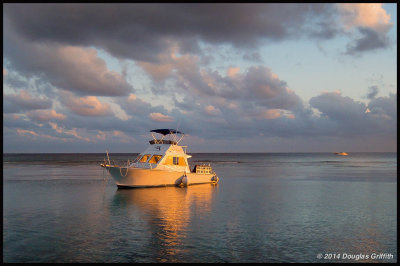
<box><xmin>3</xmin><ymin>152</ymin><xmax>397</xmax><ymax>263</ymax></box>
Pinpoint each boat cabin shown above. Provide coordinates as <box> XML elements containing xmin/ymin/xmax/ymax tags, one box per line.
<box><xmin>130</xmin><ymin>129</ymin><xmax>192</xmax><ymax>173</ymax></box>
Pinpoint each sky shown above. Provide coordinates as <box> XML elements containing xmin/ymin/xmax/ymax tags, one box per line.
<box><xmin>3</xmin><ymin>3</ymin><xmax>397</xmax><ymax>153</ymax></box>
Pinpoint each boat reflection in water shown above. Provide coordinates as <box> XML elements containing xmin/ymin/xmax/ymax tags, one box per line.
<box><xmin>111</xmin><ymin>184</ymin><xmax>219</xmax><ymax>262</ymax></box>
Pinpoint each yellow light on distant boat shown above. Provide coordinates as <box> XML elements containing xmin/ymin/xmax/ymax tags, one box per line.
<box><xmin>334</xmin><ymin>152</ymin><xmax>349</xmax><ymax>156</ymax></box>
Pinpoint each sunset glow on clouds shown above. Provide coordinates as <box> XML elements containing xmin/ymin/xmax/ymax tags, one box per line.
<box><xmin>338</xmin><ymin>3</ymin><xmax>392</xmax><ymax>30</ymax></box>
<box><xmin>3</xmin><ymin>3</ymin><xmax>396</xmax><ymax>152</ymax></box>
<box><xmin>149</xmin><ymin>112</ymin><xmax>174</xmax><ymax>123</ymax></box>
<box><xmin>26</xmin><ymin>109</ymin><xmax>66</xmax><ymax>122</ymax></box>
<box><xmin>59</xmin><ymin>92</ymin><xmax>113</xmax><ymax>117</ymax></box>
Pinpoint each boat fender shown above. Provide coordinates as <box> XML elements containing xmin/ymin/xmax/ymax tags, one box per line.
<box><xmin>181</xmin><ymin>173</ymin><xmax>189</xmax><ymax>186</ymax></box>
<box><xmin>211</xmin><ymin>175</ymin><xmax>219</xmax><ymax>183</ymax></box>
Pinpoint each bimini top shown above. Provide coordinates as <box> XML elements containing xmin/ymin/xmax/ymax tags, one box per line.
<box><xmin>150</xmin><ymin>129</ymin><xmax>183</xmax><ymax>136</ymax></box>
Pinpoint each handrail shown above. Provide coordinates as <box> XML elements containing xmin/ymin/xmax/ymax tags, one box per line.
<box><xmin>119</xmin><ymin>159</ymin><xmax>131</xmax><ymax>177</ymax></box>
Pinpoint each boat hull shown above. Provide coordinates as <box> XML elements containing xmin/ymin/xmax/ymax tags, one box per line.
<box><xmin>106</xmin><ymin>166</ymin><xmax>218</xmax><ymax>188</ymax></box>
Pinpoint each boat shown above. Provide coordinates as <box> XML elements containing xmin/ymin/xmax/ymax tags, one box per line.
<box><xmin>334</xmin><ymin>152</ymin><xmax>348</xmax><ymax>156</ymax></box>
<box><xmin>101</xmin><ymin>129</ymin><xmax>219</xmax><ymax>188</ymax></box>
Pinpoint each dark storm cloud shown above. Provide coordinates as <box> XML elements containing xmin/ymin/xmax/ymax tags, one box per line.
<box><xmin>4</xmin><ymin>3</ymin><xmax>339</xmax><ymax>62</ymax></box>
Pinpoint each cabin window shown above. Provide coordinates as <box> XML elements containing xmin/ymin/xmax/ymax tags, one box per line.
<box><xmin>173</xmin><ymin>156</ymin><xmax>187</xmax><ymax>166</ymax></box>
<box><xmin>163</xmin><ymin>156</ymin><xmax>187</xmax><ymax>166</ymax></box>
<box><xmin>149</xmin><ymin>155</ymin><xmax>162</xmax><ymax>164</ymax></box>
<box><xmin>139</xmin><ymin>154</ymin><xmax>151</xmax><ymax>163</ymax></box>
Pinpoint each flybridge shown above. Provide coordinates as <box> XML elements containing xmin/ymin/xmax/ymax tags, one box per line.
<box><xmin>149</xmin><ymin>128</ymin><xmax>185</xmax><ymax>145</ymax></box>
<box><xmin>150</xmin><ymin>129</ymin><xmax>183</xmax><ymax>135</ymax></box>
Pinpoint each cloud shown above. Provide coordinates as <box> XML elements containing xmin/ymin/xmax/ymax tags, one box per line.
<box><xmin>338</xmin><ymin>3</ymin><xmax>392</xmax><ymax>30</ymax></box>
<box><xmin>338</xmin><ymin>3</ymin><xmax>393</xmax><ymax>55</ymax></box>
<box><xmin>49</xmin><ymin>122</ymin><xmax>91</xmax><ymax>142</ymax></box>
<box><xmin>26</xmin><ymin>109</ymin><xmax>67</xmax><ymax>122</ymax></box>
<box><xmin>2</xmin><ymin>4</ymin><xmax>396</xmax><ymax>152</ymax></box>
<box><xmin>366</xmin><ymin>85</ymin><xmax>379</xmax><ymax>100</ymax></box>
<box><xmin>17</xmin><ymin>128</ymin><xmax>73</xmax><ymax>142</ymax></box>
<box><xmin>227</xmin><ymin>67</ymin><xmax>240</xmax><ymax>77</ymax></box>
<box><xmin>59</xmin><ymin>91</ymin><xmax>114</xmax><ymax>117</ymax></box>
<box><xmin>119</xmin><ymin>93</ymin><xmax>167</xmax><ymax>116</ymax></box>
<box><xmin>3</xmin><ymin>90</ymin><xmax>52</xmax><ymax>113</ymax></box>
<box><xmin>16</xmin><ymin>129</ymin><xmax>39</xmax><ymax>137</ymax></box>
<box><xmin>309</xmin><ymin>91</ymin><xmax>396</xmax><ymax>137</ymax></box>
<box><xmin>112</xmin><ymin>130</ymin><xmax>137</xmax><ymax>143</ymax></box>
<box><xmin>310</xmin><ymin>91</ymin><xmax>367</xmax><ymax>122</ymax></box>
<box><xmin>4</xmin><ymin>3</ymin><xmax>357</xmax><ymax>63</ymax></box>
<box><xmin>257</xmin><ymin>109</ymin><xmax>284</xmax><ymax>120</ymax></box>
<box><xmin>4</xmin><ymin>25</ymin><xmax>132</xmax><ymax>96</ymax></box>
<box><xmin>204</xmin><ymin>105</ymin><xmax>221</xmax><ymax>116</ymax></box>
<box><xmin>149</xmin><ymin>112</ymin><xmax>174</xmax><ymax>122</ymax></box>
<box><xmin>367</xmin><ymin>93</ymin><xmax>396</xmax><ymax>121</ymax></box>
<box><xmin>138</xmin><ymin>48</ymin><xmax>304</xmax><ymax>116</ymax></box>
<box><xmin>242</xmin><ymin>52</ymin><xmax>262</xmax><ymax>62</ymax></box>
<box><xmin>345</xmin><ymin>27</ymin><xmax>391</xmax><ymax>55</ymax></box>
<box><xmin>198</xmin><ymin>66</ymin><xmax>302</xmax><ymax>113</ymax></box>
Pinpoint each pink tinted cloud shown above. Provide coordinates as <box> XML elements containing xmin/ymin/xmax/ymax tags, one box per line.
<box><xmin>227</xmin><ymin>67</ymin><xmax>240</xmax><ymax>77</ymax></box>
<box><xmin>258</xmin><ymin>109</ymin><xmax>282</xmax><ymax>120</ymax></box>
<box><xmin>26</xmin><ymin>109</ymin><xmax>66</xmax><ymax>122</ymax></box>
<box><xmin>17</xmin><ymin>129</ymin><xmax>39</xmax><ymax>137</ymax></box>
<box><xmin>93</xmin><ymin>130</ymin><xmax>137</xmax><ymax>143</ymax></box>
<box><xmin>149</xmin><ymin>112</ymin><xmax>174</xmax><ymax>122</ymax></box>
<box><xmin>338</xmin><ymin>3</ymin><xmax>392</xmax><ymax>31</ymax></box>
<box><xmin>17</xmin><ymin>128</ymin><xmax>72</xmax><ymax>142</ymax></box>
<box><xmin>95</xmin><ymin>131</ymin><xmax>107</xmax><ymax>141</ymax></box>
<box><xmin>60</xmin><ymin>91</ymin><xmax>113</xmax><ymax>117</ymax></box>
<box><xmin>49</xmin><ymin>122</ymin><xmax>91</xmax><ymax>142</ymax></box>
<box><xmin>204</xmin><ymin>105</ymin><xmax>221</xmax><ymax>116</ymax></box>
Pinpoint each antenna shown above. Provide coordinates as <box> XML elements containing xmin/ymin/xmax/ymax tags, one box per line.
<box><xmin>175</xmin><ymin>116</ymin><xmax>182</xmax><ymax>143</ymax></box>
<box><xmin>106</xmin><ymin>149</ymin><xmax>110</xmax><ymax>165</ymax></box>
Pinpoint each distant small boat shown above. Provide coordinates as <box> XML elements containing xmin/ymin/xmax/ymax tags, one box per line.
<box><xmin>101</xmin><ymin>129</ymin><xmax>219</xmax><ymax>188</ymax></box>
<box><xmin>334</xmin><ymin>152</ymin><xmax>348</xmax><ymax>156</ymax></box>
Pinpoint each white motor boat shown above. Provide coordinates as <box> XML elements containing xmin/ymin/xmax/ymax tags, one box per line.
<box><xmin>101</xmin><ymin>129</ymin><xmax>219</xmax><ymax>188</ymax></box>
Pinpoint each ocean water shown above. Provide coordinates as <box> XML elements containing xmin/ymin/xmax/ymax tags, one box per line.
<box><xmin>3</xmin><ymin>152</ymin><xmax>397</xmax><ymax>263</ymax></box>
